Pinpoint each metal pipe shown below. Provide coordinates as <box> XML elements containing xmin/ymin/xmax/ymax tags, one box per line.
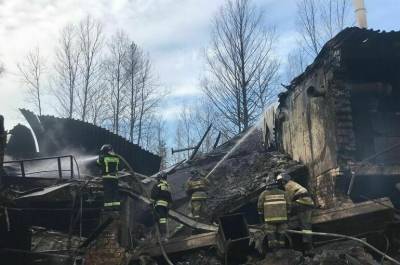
<box><xmin>352</xmin><ymin>0</ymin><xmax>368</xmax><ymax>28</ymax></box>
<box><xmin>20</xmin><ymin>161</ymin><xmax>25</xmax><ymax>177</ymax></box>
<box><xmin>57</xmin><ymin>157</ymin><xmax>62</xmax><ymax>179</ymax></box>
<box><xmin>70</xmin><ymin>156</ymin><xmax>74</xmax><ymax>178</ymax></box>
<box><xmin>171</xmin><ymin>146</ymin><xmax>196</xmax><ymax>155</ymax></box>
<box><xmin>4</xmin><ymin>154</ymin><xmax>74</xmax><ymax>164</ymax></box>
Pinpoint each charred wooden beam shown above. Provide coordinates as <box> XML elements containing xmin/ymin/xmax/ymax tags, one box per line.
<box><xmin>131</xmin><ymin>232</ymin><xmax>217</xmax><ymax>260</ymax></box>
<box><xmin>352</xmin><ymin>164</ymin><xmax>400</xmax><ymax>176</ymax></box>
<box><xmin>213</xmin><ymin>132</ymin><xmax>222</xmax><ymax>150</ymax></box>
<box><xmin>120</xmin><ymin>188</ymin><xmax>218</xmax><ymax>232</ymax></box>
<box><xmin>189</xmin><ymin>124</ymin><xmax>212</xmax><ymax>161</ymax></box>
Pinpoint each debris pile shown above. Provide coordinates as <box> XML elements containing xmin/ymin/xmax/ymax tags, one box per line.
<box><xmin>1</xmin><ymin>27</ymin><xmax>400</xmax><ymax>265</ymax></box>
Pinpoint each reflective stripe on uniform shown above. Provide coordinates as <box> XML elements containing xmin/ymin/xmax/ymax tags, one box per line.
<box><xmin>188</xmin><ymin>180</ymin><xmax>206</xmax><ymax>191</ymax></box>
<box><xmin>103</xmin><ymin>175</ymin><xmax>118</xmax><ymax>179</ymax></box>
<box><xmin>302</xmin><ymin>229</ymin><xmax>313</xmax><ymax>234</ymax></box>
<box><xmin>159</xmin><ymin>218</ymin><xmax>167</xmax><ymax>224</ymax></box>
<box><xmin>158</xmin><ymin>180</ymin><xmax>169</xmax><ymax>191</ymax></box>
<box><xmin>112</xmin><ymin>201</ymin><xmax>121</xmax><ymax>206</ymax></box>
<box><xmin>295</xmin><ymin>197</ymin><xmax>314</xmax><ymax>206</ymax></box>
<box><xmin>155</xmin><ymin>200</ymin><xmax>169</xmax><ymax>207</ymax></box>
<box><xmin>104</xmin><ymin>202</ymin><xmax>114</xmax><ymax>207</ymax></box>
<box><xmin>268</xmin><ymin>240</ymin><xmax>285</xmax><ymax>247</ymax></box>
<box><xmin>265</xmin><ymin>216</ymin><xmax>288</xmax><ymax>222</ymax></box>
<box><xmin>104</xmin><ymin>156</ymin><xmax>120</xmax><ymax>174</ymax></box>
<box><xmin>191</xmin><ymin>194</ymin><xmax>207</xmax><ymax>200</ymax></box>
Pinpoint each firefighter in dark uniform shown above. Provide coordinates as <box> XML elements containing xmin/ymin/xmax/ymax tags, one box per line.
<box><xmin>257</xmin><ymin>178</ymin><xmax>288</xmax><ymax>249</ymax></box>
<box><xmin>151</xmin><ymin>172</ymin><xmax>172</xmax><ymax>240</ymax></box>
<box><xmin>277</xmin><ymin>173</ymin><xmax>315</xmax><ymax>252</ymax></box>
<box><xmin>97</xmin><ymin>144</ymin><xmax>121</xmax><ymax>210</ymax></box>
<box><xmin>185</xmin><ymin>169</ymin><xmax>209</xmax><ymax>220</ymax></box>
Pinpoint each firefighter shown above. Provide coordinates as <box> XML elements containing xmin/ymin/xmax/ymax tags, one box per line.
<box><xmin>185</xmin><ymin>169</ymin><xmax>209</xmax><ymax>220</ymax></box>
<box><xmin>277</xmin><ymin>173</ymin><xmax>315</xmax><ymax>252</ymax></box>
<box><xmin>97</xmin><ymin>144</ymin><xmax>121</xmax><ymax>211</ymax></box>
<box><xmin>257</xmin><ymin>178</ymin><xmax>288</xmax><ymax>250</ymax></box>
<box><xmin>151</xmin><ymin>172</ymin><xmax>172</xmax><ymax>240</ymax></box>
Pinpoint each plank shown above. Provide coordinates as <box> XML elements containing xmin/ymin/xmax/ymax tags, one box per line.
<box><xmin>312</xmin><ymin>198</ymin><xmax>394</xmax><ymax>224</ymax></box>
<box><xmin>353</xmin><ymin>164</ymin><xmax>400</xmax><ymax>176</ymax></box>
<box><xmin>132</xmin><ymin>232</ymin><xmax>217</xmax><ymax>259</ymax></box>
<box><xmin>120</xmin><ymin>188</ymin><xmax>218</xmax><ymax>232</ymax></box>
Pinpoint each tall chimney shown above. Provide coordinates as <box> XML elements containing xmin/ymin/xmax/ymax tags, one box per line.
<box><xmin>353</xmin><ymin>0</ymin><xmax>368</xmax><ymax>28</ymax></box>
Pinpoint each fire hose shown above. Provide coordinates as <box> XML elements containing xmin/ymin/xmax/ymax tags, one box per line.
<box><xmin>116</xmin><ymin>154</ymin><xmax>175</xmax><ymax>265</ymax></box>
<box><xmin>286</xmin><ymin>229</ymin><xmax>400</xmax><ymax>265</ymax></box>
<box><xmin>155</xmin><ymin>225</ymin><xmax>175</xmax><ymax>265</ymax></box>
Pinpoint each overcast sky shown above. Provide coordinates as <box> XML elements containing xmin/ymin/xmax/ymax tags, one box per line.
<box><xmin>0</xmin><ymin>0</ymin><xmax>399</xmax><ymax>130</ymax></box>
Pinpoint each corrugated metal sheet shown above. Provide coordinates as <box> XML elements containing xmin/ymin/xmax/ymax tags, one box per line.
<box><xmin>20</xmin><ymin>109</ymin><xmax>161</xmax><ymax>176</ymax></box>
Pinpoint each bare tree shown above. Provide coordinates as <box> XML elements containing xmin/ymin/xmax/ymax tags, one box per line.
<box><xmin>296</xmin><ymin>0</ymin><xmax>351</xmax><ymax>58</ymax></box>
<box><xmin>88</xmin><ymin>81</ymin><xmax>110</xmax><ymax>126</ymax></box>
<box><xmin>77</xmin><ymin>15</ymin><xmax>104</xmax><ymax>122</ymax></box>
<box><xmin>17</xmin><ymin>47</ymin><xmax>45</xmax><ymax>115</ymax></box>
<box><xmin>285</xmin><ymin>46</ymin><xmax>307</xmax><ymax>83</ymax></box>
<box><xmin>124</xmin><ymin>42</ymin><xmax>141</xmax><ymax>142</ymax></box>
<box><xmin>136</xmin><ymin>57</ymin><xmax>160</xmax><ymax>146</ymax></box>
<box><xmin>203</xmin><ymin>0</ymin><xmax>279</xmax><ymax>135</ymax></box>
<box><xmin>174</xmin><ymin>104</ymin><xmax>197</xmax><ymax>160</ymax></box>
<box><xmin>143</xmin><ymin>115</ymin><xmax>168</xmax><ymax>168</ymax></box>
<box><xmin>105</xmin><ymin>30</ymin><xmax>129</xmax><ymax>134</ymax></box>
<box><xmin>191</xmin><ymin>98</ymin><xmax>220</xmax><ymax>152</ymax></box>
<box><xmin>53</xmin><ymin>24</ymin><xmax>81</xmax><ymax>118</ymax></box>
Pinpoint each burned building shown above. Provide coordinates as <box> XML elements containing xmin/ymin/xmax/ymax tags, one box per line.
<box><xmin>275</xmin><ymin>27</ymin><xmax>400</xmax><ymax>208</ymax></box>
<box><xmin>2</xmin><ymin>27</ymin><xmax>400</xmax><ymax>265</ymax></box>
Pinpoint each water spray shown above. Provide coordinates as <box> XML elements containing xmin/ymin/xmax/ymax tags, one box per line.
<box><xmin>205</xmin><ymin>120</ymin><xmax>262</xmax><ymax>180</ymax></box>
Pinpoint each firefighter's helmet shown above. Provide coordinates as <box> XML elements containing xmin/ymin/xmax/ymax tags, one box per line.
<box><xmin>100</xmin><ymin>144</ymin><xmax>113</xmax><ymax>154</ymax></box>
<box><xmin>276</xmin><ymin>173</ymin><xmax>291</xmax><ymax>183</ymax></box>
<box><xmin>157</xmin><ymin>171</ymin><xmax>168</xmax><ymax>180</ymax></box>
<box><xmin>190</xmin><ymin>169</ymin><xmax>199</xmax><ymax>176</ymax></box>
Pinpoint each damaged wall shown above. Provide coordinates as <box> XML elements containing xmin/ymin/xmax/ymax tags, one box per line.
<box><xmin>276</xmin><ymin>27</ymin><xmax>400</xmax><ymax>208</ymax></box>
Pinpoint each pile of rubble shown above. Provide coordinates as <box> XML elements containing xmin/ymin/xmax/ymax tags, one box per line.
<box><xmin>167</xmin><ymin>128</ymin><xmax>305</xmax><ymax>222</ymax></box>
